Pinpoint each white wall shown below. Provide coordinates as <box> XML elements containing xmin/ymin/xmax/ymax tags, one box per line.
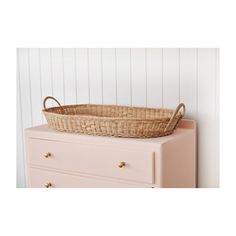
<box><xmin>17</xmin><ymin>48</ymin><xmax>219</xmax><ymax>188</ymax></box>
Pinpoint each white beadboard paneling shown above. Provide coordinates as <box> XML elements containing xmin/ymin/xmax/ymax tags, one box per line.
<box><xmin>17</xmin><ymin>52</ymin><xmax>25</xmax><ymax>188</ymax></box>
<box><xmin>198</xmin><ymin>48</ymin><xmax>218</xmax><ymax>188</ymax></box>
<box><xmin>63</xmin><ymin>49</ymin><xmax>77</xmax><ymax>104</ymax></box>
<box><xmin>18</xmin><ymin>49</ymin><xmax>32</xmax><ymax>128</ymax></box>
<box><xmin>116</xmin><ymin>48</ymin><xmax>131</xmax><ymax>106</ymax></box>
<box><xmin>75</xmin><ymin>48</ymin><xmax>90</xmax><ymax>104</ymax></box>
<box><xmin>130</xmin><ymin>48</ymin><xmax>147</xmax><ymax>107</ymax></box>
<box><xmin>179</xmin><ymin>48</ymin><xmax>197</xmax><ymax>118</ymax></box>
<box><xmin>17</xmin><ymin>48</ymin><xmax>220</xmax><ymax>188</ymax></box>
<box><xmin>88</xmin><ymin>48</ymin><xmax>103</xmax><ymax>104</ymax></box>
<box><xmin>51</xmin><ymin>48</ymin><xmax>65</xmax><ymax>104</ymax></box>
<box><xmin>40</xmin><ymin>48</ymin><xmax>53</xmax><ymax>110</ymax></box>
<box><xmin>215</xmin><ymin>49</ymin><xmax>220</xmax><ymax>186</ymax></box>
<box><xmin>146</xmin><ymin>48</ymin><xmax>163</xmax><ymax>108</ymax></box>
<box><xmin>163</xmin><ymin>48</ymin><xmax>180</xmax><ymax>109</ymax></box>
<box><xmin>102</xmin><ymin>48</ymin><xmax>117</xmax><ymax>104</ymax></box>
<box><xmin>29</xmin><ymin>48</ymin><xmax>43</xmax><ymax>125</ymax></box>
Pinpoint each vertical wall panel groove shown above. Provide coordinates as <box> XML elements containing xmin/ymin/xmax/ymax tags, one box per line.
<box><xmin>87</xmin><ymin>48</ymin><xmax>90</xmax><ymax>103</ymax></box>
<box><xmin>28</xmin><ymin>49</ymin><xmax>43</xmax><ymax>125</ymax></box>
<box><xmin>50</xmin><ymin>49</ymin><xmax>54</xmax><ymax>97</ymax></box>
<box><xmin>40</xmin><ymin>48</ymin><xmax>53</xmax><ymax>111</ymax></box>
<box><xmin>145</xmin><ymin>49</ymin><xmax>148</xmax><ymax>107</ymax></box>
<box><xmin>115</xmin><ymin>48</ymin><xmax>118</xmax><ymax>105</ymax></box>
<box><xmin>61</xmin><ymin>49</ymin><xmax>65</xmax><ymax>103</ymax></box>
<box><xmin>102</xmin><ymin>48</ymin><xmax>116</xmax><ymax>104</ymax></box>
<box><xmin>18</xmin><ymin>48</ymin><xmax>32</xmax><ymax>128</ymax></box>
<box><xmin>130</xmin><ymin>48</ymin><xmax>132</xmax><ymax>106</ymax></box>
<box><xmin>88</xmin><ymin>49</ymin><xmax>102</xmax><ymax>104</ymax></box>
<box><xmin>178</xmin><ymin>49</ymin><xmax>181</xmax><ymax>104</ymax></box>
<box><xmin>74</xmin><ymin>49</ymin><xmax>78</xmax><ymax>103</ymax></box>
<box><xmin>63</xmin><ymin>49</ymin><xmax>76</xmax><ymax>103</ymax></box>
<box><xmin>38</xmin><ymin>49</ymin><xmax>43</xmax><ymax>123</ymax></box>
<box><xmin>27</xmin><ymin>49</ymin><xmax>33</xmax><ymax>124</ymax></box>
<box><xmin>146</xmin><ymin>48</ymin><xmax>163</xmax><ymax>108</ymax></box>
<box><xmin>161</xmin><ymin>49</ymin><xmax>164</xmax><ymax>108</ymax></box>
<box><xmin>116</xmin><ymin>49</ymin><xmax>131</xmax><ymax>106</ymax></box>
<box><xmin>130</xmin><ymin>48</ymin><xmax>146</xmax><ymax>107</ymax></box>
<box><xmin>63</xmin><ymin>49</ymin><xmax>77</xmax><ymax>104</ymax></box>
<box><xmin>179</xmin><ymin>48</ymin><xmax>197</xmax><ymax>118</ymax></box>
<box><xmin>163</xmin><ymin>49</ymin><xmax>180</xmax><ymax>109</ymax></box>
<box><xmin>196</xmin><ymin>49</ymin><xmax>198</xmax><ymax>117</ymax></box>
<box><xmin>51</xmin><ymin>49</ymin><xmax>64</xmax><ymax>105</ymax></box>
<box><xmin>76</xmin><ymin>49</ymin><xmax>90</xmax><ymax>104</ymax></box>
<box><xmin>100</xmin><ymin>49</ymin><xmax>104</xmax><ymax>104</ymax></box>
<box><xmin>17</xmin><ymin>49</ymin><xmax>25</xmax><ymax>187</ymax></box>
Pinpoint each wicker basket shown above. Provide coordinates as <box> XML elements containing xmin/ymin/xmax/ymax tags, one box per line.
<box><xmin>43</xmin><ymin>96</ymin><xmax>185</xmax><ymax>138</ymax></box>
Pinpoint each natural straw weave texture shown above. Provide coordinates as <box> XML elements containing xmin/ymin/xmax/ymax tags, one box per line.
<box><xmin>43</xmin><ymin>96</ymin><xmax>185</xmax><ymax>138</ymax></box>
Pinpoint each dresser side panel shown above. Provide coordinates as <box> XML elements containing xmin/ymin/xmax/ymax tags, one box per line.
<box><xmin>160</xmin><ymin>130</ymin><xmax>196</xmax><ymax>188</ymax></box>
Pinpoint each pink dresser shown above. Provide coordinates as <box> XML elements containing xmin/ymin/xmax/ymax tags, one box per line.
<box><xmin>25</xmin><ymin>119</ymin><xmax>197</xmax><ymax>188</ymax></box>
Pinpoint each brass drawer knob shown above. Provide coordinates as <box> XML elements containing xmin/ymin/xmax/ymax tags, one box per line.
<box><xmin>44</xmin><ymin>152</ymin><xmax>51</xmax><ymax>158</ymax></box>
<box><xmin>118</xmin><ymin>161</ymin><xmax>126</xmax><ymax>168</ymax></box>
<box><xmin>44</xmin><ymin>182</ymin><xmax>52</xmax><ymax>188</ymax></box>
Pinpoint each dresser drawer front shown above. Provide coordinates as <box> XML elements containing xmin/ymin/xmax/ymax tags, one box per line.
<box><xmin>29</xmin><ymin>168</ymin><xmax>143</xmax><ymax>188</ymax></box>
<box><xmin>28</xmin><ymin>138</ymin><xmax>154</xmax><ymax>184</ymax></box>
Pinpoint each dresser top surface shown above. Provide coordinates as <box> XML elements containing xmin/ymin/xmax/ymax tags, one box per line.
<box><xmin>25</xmin><ymin>119</ymin><xmax>196</xmax><ymax>147</ymax></box>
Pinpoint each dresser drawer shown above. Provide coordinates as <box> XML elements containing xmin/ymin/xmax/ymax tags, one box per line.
<box><xmin>27</xmin><ymin>138</ymin><xmax>155</xmax><ymax>184</ymax></box>
<box><xmin>29</xmin><ymin>168</ymin><xmax>143</xmax><ymax>188</ymax></box>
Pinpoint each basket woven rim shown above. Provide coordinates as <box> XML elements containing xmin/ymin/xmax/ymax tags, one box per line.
<box><xmin>43</xmin><ymin>104</ymin><xmax>183</xmax><ymax>122</ymax></box>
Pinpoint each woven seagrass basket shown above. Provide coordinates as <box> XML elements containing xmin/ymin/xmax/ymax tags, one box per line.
<box><xmin>43</xmin><ymin>96</ymin><xmax>185</xmax><ymax>138</ymax></box>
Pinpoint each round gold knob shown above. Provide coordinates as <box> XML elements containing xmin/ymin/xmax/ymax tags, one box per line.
<box><xmin>118</xmin><ymin>161</ymin><xmax>126</xmax><ymax>168</ymax></box>
<box><xmin>44</xmin><ymin>182</ymin><xmax>52</xmax><ymax>188</ymax></box>
<box><xmin>44</xmin><ymin>152</ymin><xmax>51</xmax><ymax>158</ymax></box>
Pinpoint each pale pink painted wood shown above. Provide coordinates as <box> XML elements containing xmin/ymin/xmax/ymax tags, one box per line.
<box><xmin>29</xmin><ymin>168</ymin><xmax>141</xmax><ymax>188</ymax></box>
<box><xmin>28</xmin><ymin>138</ymin><xmax>154</xmax><ymax>184</ymax></box>
<box><xmin>159</xmin><ymin>124</ymin><xmax>197</xmax><ymax>188</ymax></box>
<box><xmin>177</xmin><ymin>119</ymin><xmax>196</xmax><ymax>129</ymax></box>
<box><xmin>25</xmin><ymin>119</ymin><xmax>197</xmax><ymax>188</ymax></box>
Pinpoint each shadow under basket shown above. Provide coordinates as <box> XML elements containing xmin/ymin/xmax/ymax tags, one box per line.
<box><xmin>42</xmin><ymin>96</ymin><xmax>185</xmax><ymax>138</ymax></box>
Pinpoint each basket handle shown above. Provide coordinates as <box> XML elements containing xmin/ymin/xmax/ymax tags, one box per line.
<box><xmin>43</xmin><ymin>96</ymin><xmax>62</xmax><ymax>109</ymax></box>
<box><xmin>164</xmin><ymin>103</ymin><xmax>186</xmax><ymax>132</ymax></box>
